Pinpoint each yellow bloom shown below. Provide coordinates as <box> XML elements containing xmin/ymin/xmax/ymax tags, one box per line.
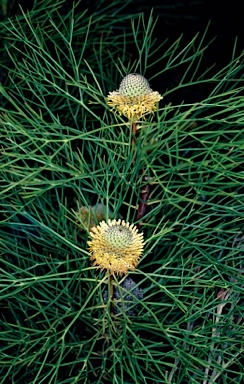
<box><xmin>107</xmin><ymin>73</ymin><xmax>162</xmax><ymax>121</ymax></box>
<box><xmin>88</xmin><ymin>219</ymin><xmax>144</xmax><ymax>275</ymax></box>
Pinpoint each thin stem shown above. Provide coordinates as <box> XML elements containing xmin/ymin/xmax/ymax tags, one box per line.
<box><xmin>203</xmin><ymin>289</ymin><xmax>230</xmax><ymax>384</ymax></box>
<box><xmin>168</xmin><ymin>358</ymin><xmax>180</xmax><ymax>383</ymax></box>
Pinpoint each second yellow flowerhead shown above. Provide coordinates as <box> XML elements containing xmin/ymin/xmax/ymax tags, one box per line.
<box><xmin>88</xmin><ymin>219</ymin><xmax>144</xmax><ymax>275</ymax></box>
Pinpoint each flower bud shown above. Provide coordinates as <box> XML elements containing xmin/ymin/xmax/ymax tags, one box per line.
<box><xmin>119</xmin><ymin>73</ymin><xmax>152</xmax><ymax>96</ymax></box>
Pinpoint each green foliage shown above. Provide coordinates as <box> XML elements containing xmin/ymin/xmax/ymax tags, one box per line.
<box><xmin>0</xmin><ymin>1</ymin><xmax>244</xmax><ymax>383</ymax></box>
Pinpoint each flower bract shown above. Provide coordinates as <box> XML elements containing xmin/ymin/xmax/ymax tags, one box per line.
<box><xmin>76</xmin><ymin>204</ymin><xmax>113</xmax><ymax>230</ymax></box>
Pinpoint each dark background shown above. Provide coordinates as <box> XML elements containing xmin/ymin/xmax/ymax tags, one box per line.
<box><xmin>11</xmin><ymin>0</ymin><xmax>244</xmax><ymax>61</ymax></box>
<box><xmin>2</xmin><ymin>0</ymin><xmax>243</xmax><ymax>71</ymax></box>
<box><xmin>150</xmin><ymin>0</ymin><xmax>243</xmax><ymax>69</ymax></box>
<box><xmin>1</xmin><ymin>0</ymin><xmax>242</xmax><ymax>102</ymax></box>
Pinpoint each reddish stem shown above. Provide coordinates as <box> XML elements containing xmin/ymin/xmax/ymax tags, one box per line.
<box><xmin>131</xmin><ymin>121</ymin><xmax>151</xmax><ymax>229</ymax></box>
<box><xmin>136</xmin><ymin>179</ymin><xmax>151</xmax><ymax>230</ymax></box>
<box><xmin>132</xmin><ymin>121</ymin><xmax>137</xmax><ymax>145</ymax></box>
<box><xmin>109</xmin><ymin>274</ymin><xmax>114</xmax><ymax>314</ymax></box>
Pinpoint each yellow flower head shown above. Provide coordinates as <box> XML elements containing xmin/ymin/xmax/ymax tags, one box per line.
<box><xmin>107</xmin><ymin>73</ymin><xmax>162</xmax><ymax>121</ymax></box>
<box><xmin>88</xmin><ymin>219</ymin><xmax>144</xmax><ymax>275</ymax></box>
